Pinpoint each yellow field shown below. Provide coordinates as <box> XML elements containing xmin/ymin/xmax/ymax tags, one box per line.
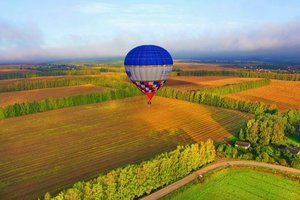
<box><xmin>226</xmin><ymin>80</ymin><xmax>300</xmax><ymax>111</ymax></box>
<box><xmin>173</xmin><ymin>62</ymin><xmax>237</xmax><ymax>71</ymax></box>
<box><xmin>0</xmin><ymin>96</ymin><xmax>249</xmax><ymax>199</ymax></box>
<box><xmin>0</xmin><ymin>72</ymin><xmax>124</xmax><ymax>85</ymax></box>
<box><xmin>0</xmin><ymin>69</ymin><xmax>35</xmax><ymax>73</ymax></box>
<box><xmin>166</xmin><ymin>76</ymin><xmax>261</xmax><ymax>91</ymax></box>
<box><xmin>0</xmin><ymin>76</ymin><xmax>79</xmax><ymax>86</ymax></box>
<box><xmin>0</xmin><ymin>84</ymin><xmax>110</xmax><ymax>106</ymax></box>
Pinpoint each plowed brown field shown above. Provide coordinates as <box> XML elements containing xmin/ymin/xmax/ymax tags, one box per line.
<box><xmin>173</xmin><ymin>62</ymin><xmax>236</xmax><ymax>71</ymax></box>
<box><xmin>0</xmin><ymin>96</ymin><xmax>249</xmax><ymax>199</ymax></box>
<box><xmin>226</xmin><ymin>80</ymin><xmax>300</xmax><ymax>111</ymax></box>
<box><xmin>166</xmin><ymin>76</ymin><xmax>260</xmax><ymax>91</ymax></box>
<box><xmin>0</xmin><ymin>73</ymin><xmax>123</xmax><ymax>85</ymax></box>
<box><xmin>0</xmin><ymin>84</ymin><xmax>110</xmax><ymax>106</ymax></box>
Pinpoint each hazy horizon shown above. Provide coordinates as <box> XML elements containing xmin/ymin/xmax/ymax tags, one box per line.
<box><xmin>1</xmin><ymin>0</ymin><xmax>300</xmax><ymax>63</ymax></box>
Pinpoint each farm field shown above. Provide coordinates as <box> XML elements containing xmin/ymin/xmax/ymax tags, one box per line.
<box><xmin>0</xmin><ymin>64</ymin><xmax>35</xmax><ymax>69</ymax></box>
<box><xmin>226</xmin><ymin>79</ymin><xmax>300</xmax><ymax>111</ymax></box>
<box><xmin>0</xmin><ymin>75</ymin><xmax>90</xmax><ymax>86</ymax></box>
<box><xmin>173</xmin><ymin>62</ymin><xmax>237</xmax><ymax>71</ymax></box>
<box><xmin>0</xmin><ymin>96</ymin><xmax>249</xmax><ymax>199</ymax></box>
<box><xmin>166</xmin><ymin>76</ymin><xmax>261</xmax><ymax>91</ymax></box>
<box><xmin>0</xmin><ymin>84</ymin><xmax>110</xmax><ymax>106</ymax></box>
<box><xmin>0</xmin><ymin>73</ymin><xmax>125</xmax><ymax>86</ymax></box>
<box><xmin>163</xmin><ymin>168</ymin><xmax>300</xmax><ymax>200</ymax></box>
<box><xmin>0</xmin><ymin>69</ymin><xmax>35</xmax><ymax>73</ymax></box>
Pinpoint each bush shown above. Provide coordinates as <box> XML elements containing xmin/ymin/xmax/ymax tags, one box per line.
<box><xmin>256</xmin><ymin>152</ymin><xmax>270</xmax><ymax>162</ymax></box>
<box><xmin>217</xmin><ymin>144</ymin><xmax>226</xmax><ymax>152</ymax></box>
<box><xmin>291</xmin><ymin>160</ymin><xmax>300</xmax><ymax>169</ymax></box>
<box><xmin>241</xmin><ymin>153</ymin><xmax>254</xmax><ymax>160</ymax></box>
<box><xmin>279</xmin><ymin>159</ymin><xmax>288</xmax><ymax>166</ymax></box>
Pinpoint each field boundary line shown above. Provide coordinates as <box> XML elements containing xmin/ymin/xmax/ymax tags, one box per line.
<box><xmin>141</xmin><ymin>160</ymin><xmax>300</xmax><ymax>200</ymax></box>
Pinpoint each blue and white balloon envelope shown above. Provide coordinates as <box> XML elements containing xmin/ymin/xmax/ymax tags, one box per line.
<box><xmin>124</xmin><ymin>45</ymin><xmax>173</xmax><ymax>103</ymax></box>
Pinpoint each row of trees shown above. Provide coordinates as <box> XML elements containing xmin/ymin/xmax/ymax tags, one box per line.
<box><xmin>1</xmin><ymin>85</ymin><xmax>276</xmax><ymax>120</ymax></box>
<box><xmin>199</xmin><ymin>79</ymin><xmax>271</xmax><ymax>95</ymax></box>
<box><xmin>179</xmin><ymin>70</ymin><xmax>237</xmax><ymax>77</ymax></box>
<box><xmin>0</xmin><ymin>69</ymin><xmax>104</xmax><ymax>80</ymax></box>
<box><xmin>179</xmin><ymin>70</ymin><xmax>300</xmax><ymax>81</ymax></box>
<box><xmin>0</xmin><ymin>78</ymin><xmax>277</xmax><ymax>119</ymax></box>
<box><xmin>157</xmin><ymin>87</ymin><xmax>278</xmax><ymax>114</ymax></box>
<box><xmin>0</xmin><ymin>86</ymin><xmax>140</xmax><ymax>119</ymax></box>
<box><xmin>237</xmin><ymin>70</ymin><xmax>300</xmax><ymax>81</ymax></box>
<box><xmin>0</xmin><ymin>75</ymin><xmax>128</xmax><ymax>92</ymax></box>
<box><xmin>0</xmin><ymin>72</ymin><xmax>32</xmax><ymax>80</ymax></box>
<box><xmin>44</xmin><ymin>139</ymin><xmax>215</xmax><ymax>200</ymax></box>
<box><xmin>99</xmin><ymin>67</ymin><xmax>125</xmax><ymax>72</ymax></box>
<box><xmin>38</xmin><ymin>69</ymin><xmax>102</xmax><ymax>76</ymax></box>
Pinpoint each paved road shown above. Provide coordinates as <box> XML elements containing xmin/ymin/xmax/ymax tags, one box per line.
<box><xmin>141</xmin><ymin>160</ymin><xmax>300</xmax><ymax>200</ymax></box>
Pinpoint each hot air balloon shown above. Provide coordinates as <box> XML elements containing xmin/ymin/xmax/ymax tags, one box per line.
<box><xmin>124</xmin><ymin>45</ymin><xmax>173</xmax><ymax>104</ymax></box>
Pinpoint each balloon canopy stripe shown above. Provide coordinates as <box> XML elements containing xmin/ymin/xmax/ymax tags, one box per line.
<box><xmin>125</xmin><ymin>66</ymin><xmax>172</xmax><ymax>81</ymax></box>
<box><xmin>132</xmin><ymin>80</ymin><xmax>165</xmax><ymax>95</ymax></box>
<box><xmin>124</xmin><ymin>64</ymin><xmax>173</xmax><ymax>68</ymax></box>
<box><xmin>124</xmin><ymin>45</ymin><xmax>173</xmax><ymax>66</ymax></box>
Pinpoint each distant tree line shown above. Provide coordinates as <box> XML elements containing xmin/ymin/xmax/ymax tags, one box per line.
<box><xmin>198</xmin><ymin>79</ymin><xmax>271</xmax><ymax>95</ymax></box>
<box><xmin>157</xmin><ymin>87</ymin><xmax>278</xmax><ymax>114</ymax></box>
<box><xmin>238</xmin><ymin>70</ymin><xmax>300</xmax><ymax>81</ymax></box>
<box><xmin>0</xmin><ymin>72</ymin><xmax>31</xmax><ymax>80</ymax></box>
<box><xmin>2</xmin><ymin>67</ymin><xmax>299</xmax><ymax>81</ymax></box>
<box><xmin>43</xmin><ymin>139</ymin><xmax>215</xmax><ymax>200</ymax></box>
<box><xmin>0</xmin><ymin>75</ymin><xmax>128</xmax><ymax>92</ymax></box>
<box><xmin>34</xmin><ymin>64</ymin><xmax>80</xmax><ymax>71</ymax></box>
<box><xmin>99</xmin><ymin>67</ymin><xmax>125</xmax><ymax>72</ymax></box>
<box><xmin>0</xmin><ymin>86</ymin><xmax>140</xmax><ymax>119</ymax></box>
<box><xmin>178</xmin><ymin>70</ymin><xmax>300</xmax><ymax>81</ymax></box>
<box><xmin>40</xmin><ymin>69</ymin><xmax>102</xmax><ymax>76</ymax></box>
<box><xmin>0</xmin><ymin>69</ymin><xmax>103</xmax><ymax>80</ymax></box>
<box><xmin>179</xmin><ymin>70</ymin><xmax>237</xmax><ymax>76</ymax></box>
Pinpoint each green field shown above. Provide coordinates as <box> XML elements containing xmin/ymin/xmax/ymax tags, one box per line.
<box><xmin>162</xmin><ymin>168</ymin><xmax>300</xmax><ymax>200</ymax></box>
<box><xmin>0</xmin><ymin>96</ymin><xmax>249</xmax><ymax>199</ymax></box>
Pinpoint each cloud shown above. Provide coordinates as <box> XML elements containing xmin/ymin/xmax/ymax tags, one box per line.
<box><xmin>1</xmin><ymin>19</ymin><xmax>300</xmax><ymax>63</ymax></box>
<box><xmin>164</xmin><ymin>19</ymin><xmax>300</xmax><ymax>54</ymax></box>
<box><xmin>0</xmin><ymin>20</ymin><xmax>43</xmax><ymax>49</ymax></box>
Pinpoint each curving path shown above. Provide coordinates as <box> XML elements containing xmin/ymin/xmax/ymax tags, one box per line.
<box><xmin>141</xmin><ymin>160</ymin><xmax>300</xmax><ymax>200</ymax></box>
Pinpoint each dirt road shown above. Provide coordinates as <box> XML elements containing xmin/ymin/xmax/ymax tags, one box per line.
<box><xmin>141</xmin><ymin>160</ymin><xmax>300</xmax><ymax>200</ymax></box>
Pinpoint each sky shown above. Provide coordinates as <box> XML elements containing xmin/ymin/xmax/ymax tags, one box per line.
<box><xmin>0</xmin><ymin>0</ymin><xmax>300</xmax><ymax>63</ymax></box>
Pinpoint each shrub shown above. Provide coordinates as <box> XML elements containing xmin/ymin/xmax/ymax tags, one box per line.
<box><xmin>279</xmin><ymin>159</ymin><xmax>288</xmax><ymax>166</ymax></box>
